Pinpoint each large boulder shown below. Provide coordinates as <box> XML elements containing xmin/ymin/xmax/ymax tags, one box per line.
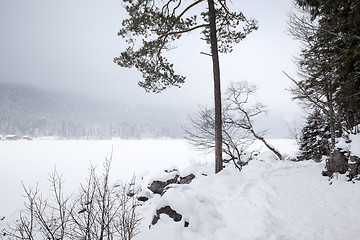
<box><xmin>151</xmin><ymin>206</ymin><xmax>182</xmax><ymax>225</ymax></box>
<box><xmin>179</xmin><ymin>173</ymin><xmax>195</xmax><ymax>184</ymax></box>
<box><xmin>324</xmin><ymin>150</ymin><xmax>349</xmax><ymax>176</ymax></box>
<box><xmin>148</xmin><ymin>174</ymin><xmax>179</xmax><ymax>194</ymax></box>
<box><xmin>147</xmin><ymin>171</ymin><xmax>197</xmax><ymax>195</ymax></box>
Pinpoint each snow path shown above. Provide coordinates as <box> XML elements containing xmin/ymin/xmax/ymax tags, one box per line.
<box><xmin>135</xmin><ymin>155</ymin><xmax>360</xmax><ymax>240</ymax></box>
<box><xmin>262</xmin><ymin>160</ymin><xmax>360</xmax><ymax>240</ymax></box>
<box><xmin>222</xmin><ymin>159</ymin><xmax>360</xmax><ymax>240</ymax></box>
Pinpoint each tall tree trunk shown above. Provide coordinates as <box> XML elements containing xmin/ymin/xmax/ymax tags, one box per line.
<box><xmin>324</xmin><ymin>78</ymin><xmax>348</xmax><ymax>174</ymax></box>
<box><xmin>325</xmin><ymin>79</ymin><xmax>336</xmax><ymax>149</ymax></box>
<box><xmin>208</xmin><ymin>0</ymin><xmax>223</xmax><ymax>173</ymax></box>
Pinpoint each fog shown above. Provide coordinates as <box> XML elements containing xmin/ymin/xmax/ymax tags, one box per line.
<box><xmin>0</xmin><ymin>0</ymin><xmax>302</xmax><ymax>136</ymax></box>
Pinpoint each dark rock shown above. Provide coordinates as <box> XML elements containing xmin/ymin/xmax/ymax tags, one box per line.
<box><xmin>137</xmin><ymin>196</ymin><xmax>149</xmax><ymax>202</ymax></box>
<box><xmin>296</xmin><ymin>155</ymin><xmax>306</xmax><ymax>161</ymax></box>
<box><xmin>179</xmin><ymin>173</ymin><xmax>195</xmax><ymax>184</ymax></box>
<box><xmin>326</xmin><ymin>150</ymin><xmax>348</xmax><ymax>175</ymax></box>
<box><xmin>184</xmin><ymin>221</ymin><xmax>189</xmax><ymax>227</ymax></box>
<box><xmin>151</xmin><ymin>206</ymin><xmax>182</xmax><ymax>225</ymax></box>
<box><xmin>148</xmin><ymin>181</ymin><xmax>166</xmax><ymax>195</ymax></box>
<box><xmin>322</xmin><ymin>170</ymin><xmax>333</xmax><ymax>177</ymax></box>
<box><xmin>348</xmin><ymin>156</ymin><xmax>360</xmax><ymax>180</ymax></box>
<box><xmin>349</xmin><ymin>155</ymin><xmax>360</xmax><ymax>163</ymax></box>
<box><xmin>148</xmin><ymin>174</ymin><xmax>179</xmax><ymax>194</ymax></box>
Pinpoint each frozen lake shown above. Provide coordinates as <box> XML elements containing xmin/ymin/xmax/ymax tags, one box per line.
<box><xmin>0</xmin><ymin>138</ymin><xmax>296</xmax><ymax>219</ymax></box>
<box><xmin>0</xmin><ymin>139</ymin><xmax>211</xmax><ymax>217</ymax></box>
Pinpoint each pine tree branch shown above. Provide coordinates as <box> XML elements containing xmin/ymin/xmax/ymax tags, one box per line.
<box><xmin>160</xmin><ymin>0</ymin><xmax>206</xmax><ymax>39</ymax></box>
<box><xmin>160</xmin><ymin>23</ymin><xmax>210</xmax><ymax>38</ymax></box>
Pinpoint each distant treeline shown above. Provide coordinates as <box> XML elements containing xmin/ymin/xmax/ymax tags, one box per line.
<box><xmin>0</xmin><ymin>82</ymin><xmax>185</xmax><ymax>139</ymax></box>
<box><xmin>0</xmin><ymin>116</ymin><xmax>178</xmax><ymax>139</ymax></box>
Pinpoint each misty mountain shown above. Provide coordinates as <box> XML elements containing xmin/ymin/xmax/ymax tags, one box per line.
<box><xmin>0</xmin><ymin>82</ymin><xmax>187</xmax><ymax>139</ymax></box>
<box><xmin>0</xmin><ymin>82</ymin><xmax>71</xmax><ymax>119</ymax></box>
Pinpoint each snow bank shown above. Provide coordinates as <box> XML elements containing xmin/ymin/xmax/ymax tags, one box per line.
<box><xmin>335</xmin><ymin>132</ymin><xmax>360</xmax><ymax>158</ymax></box>
<box><xmin>134</xmin><ymin>154</ymin><xmax>360</xmax><ymax>240</ymax></box>
<box><xmin>349</xmin><ymin>134</ymin><xmax>360</xmax><ymax>157</ymax></box>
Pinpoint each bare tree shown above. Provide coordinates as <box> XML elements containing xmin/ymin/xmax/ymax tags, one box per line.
<box><xmin>68</xmin><ymin>156</ymin><xmax>141</xmax><ymax>240</ymax></box>
<box><xmin>286</xmin><ymin>7</ymin><xmax>346</xmax><ymax>151</ymax></box>
<box><xmin>68</xmin><ymin>165</ymin><xmax>98</xmax><ymax>239</ymax></box>
<box><xmin>185</xmin><ymin>105</ymin><xmax>254</xmax><ymax>171</ymax></box>
<box><xmin>2</xmin><ymin>184</ymin><xmax>38</xmax><ymax>239</ymax></box>
<box><xmin>286</xmin><ymin>118</ymin><xmax>302</xmax><ymax>146</ymax></box>
<box><xmin>113</xmin><ymin>177</ymin><xmax>140</xmax><ymax>240</ymax></box>
<box><xmin>224</xmin><ymin>82</ymin><xmax>283</xmax><ymax>160</ymax></box>
<box><xmin>185</xmin><ymin>81</ymin><xmax>283</xmax><ymax>170</ymax></box>
<box><xmin>3</xmin><ymin>157</ymin><xmax>140</xmax><ymax>240</ymax></box>
<box><xmin>2</xmin><ymin>170</ymin><xmax>72</xmax><ymax>240</ymax></box>
<box><xmin>286</xmin><ymin>6</ymin><xmax>351</xmax><ymax>175</ymax></box>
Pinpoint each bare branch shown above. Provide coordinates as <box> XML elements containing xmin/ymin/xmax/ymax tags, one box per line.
<box><xmin>283</xmin><ymin>71</ymin><xmax>328</xmax><ymax>114</ymax></box>
<box><xmin>185</xmin><ymin>81</ymin><xmax>283</xmax><ymax>169</ymax></box>
<box><xmin>4</xmin><ymin>157</ymin><xmax>141</xmax><ymax>240</ymax></box>
<box><xmin>200</xmin><ymin>51</ymin><xmax>212</xmax><ymax>57</ymax></box>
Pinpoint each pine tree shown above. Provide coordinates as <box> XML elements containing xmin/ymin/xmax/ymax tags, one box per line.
<box><xmin>291</xmin><ymin>0</ymin><xmax>360</xmax><ymax>133</ymax></box>
<box><xmin>299</xmin><ymin>109</ymin><xmax>330</xmax><ymax>161</ymax></box>
<box><xmin>289</xmin><ymin>0</ymin><xmax>360</xmax><ymax>175</ymax></box>
<box><xmin>115</xmin><ymin>0</ymin><xmax>257</xmax><ymax>173</ymax></box>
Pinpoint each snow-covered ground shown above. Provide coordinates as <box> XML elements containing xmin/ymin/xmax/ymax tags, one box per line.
<box><xmin>135</xmin><ymin>154</ymin><xmax>360</xmax><ymax>240</ymax></box>
<box><xmin>1</xmin><ymin>138</ymin><xmax>359</xmax><ymax>239</ymax></box>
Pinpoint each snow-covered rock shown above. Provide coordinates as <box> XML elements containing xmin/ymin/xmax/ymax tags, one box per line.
<box><xmin>332</xmin><ymin>132</ymin><xmax>360</xmax><ymax>180</ymax></box>
<box><xmin>146</xmin><ymin>165</ymin><xmax>210</xmax><ymax>195</ymax></box>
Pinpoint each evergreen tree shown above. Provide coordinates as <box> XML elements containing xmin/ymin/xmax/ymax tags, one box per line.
<box><xmin>291</xmin><ymin>0</ymin><xmax>360</xmax><ymax>133</ymax></box>
<box><xmin>299</xmin><ymin>109</ymin><xmax>330</xmax><ymax>161</ymax></box>
<box><xmin>289</xmin><ymin>0</ymin><xmax>360</xmax><ymax>175</ymax></box>
<box><xmin>115</xmin><ymin>0</ymin><xmax>257</xmax><ymax>173</ymax></box>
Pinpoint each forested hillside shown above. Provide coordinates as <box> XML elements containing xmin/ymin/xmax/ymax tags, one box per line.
<box><xmin>0</xmin><ymin>82</ymin><xmax>185</xmax><ymax>139</ymax></box>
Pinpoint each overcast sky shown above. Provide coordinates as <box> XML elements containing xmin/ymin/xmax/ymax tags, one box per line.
<box><xmin>0</xmin><ymin>0</ymin><xmax>302</xmax><ymax>127</ymax></box>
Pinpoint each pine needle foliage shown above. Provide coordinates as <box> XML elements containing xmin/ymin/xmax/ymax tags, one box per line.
<box><xmin>114</xmin><ymin>0</ymin><xmax>257</xmax><ymax>93</ymax></box>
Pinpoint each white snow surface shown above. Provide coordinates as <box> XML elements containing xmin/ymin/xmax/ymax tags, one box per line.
<box><xmin>349</xmin><ymin>134</ymin><xmax>360</xmax><ymax>157</ymax></box>
<box><xmin>0</xmin><ymin>138</ymin><xmax>359</xmax><ymax>240</ymax></box>
<box><xmin>135</xmin><ymin>155</ymin><xmax>360</xmax><ymax>240</ymax></box>
<box><xmin>0</xmin><ymin>139</ymin><xmax>206</xmax><ymax>218</ymax></box>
